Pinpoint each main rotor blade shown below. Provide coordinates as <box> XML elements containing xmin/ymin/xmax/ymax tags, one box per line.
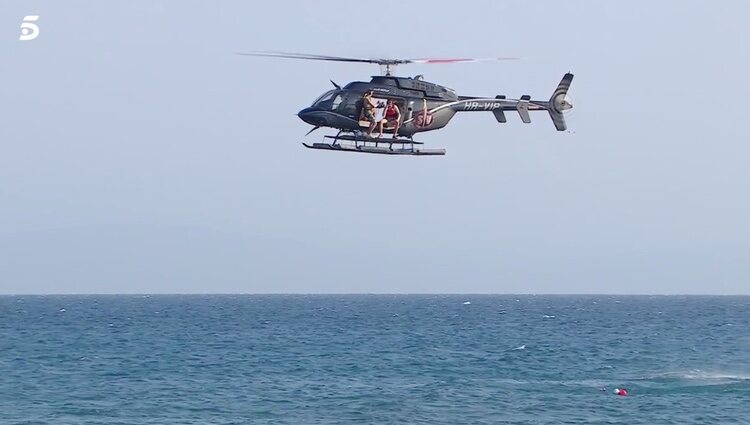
<box><xmin>236</xmin><ymin>51</ymin><xmax>518</xmax><ymax>66</ymax></box>
<box><xmin>408</xmin><ymin>57</ymin><xmax>520</xmax><ymax>64</ymax></box>
<box><xmin>236</xmin><ymin>51</ymin><xmax>390</xmax><ymax>64</ymax></box>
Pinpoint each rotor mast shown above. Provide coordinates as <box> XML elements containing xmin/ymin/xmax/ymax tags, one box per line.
<box><xmin>380</xmin><ymin>63</ymin><xmax>395</xmax><ymax>76</ymax></box>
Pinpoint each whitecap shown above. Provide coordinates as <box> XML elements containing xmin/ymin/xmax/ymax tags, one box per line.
<box><xmin>680</xmin><ymin>370</ymin><xmax>750</xmax><ymax>381</ymax></box>
<box><xmin>58</xmin><ymin>308</ymin><xmax>66</xmax><ymax>312</ymax></box>
<box><xmin>543</xmin><ymin>314</ymin><xmax>555</xmax><ymax>319</ymax></box>
<box><xmin>463</xmin><ymin>301</ymin><xmax>471</xmax><ymax>305</ymax></box>
<box><xmin>641</xmin><ymin>369</ymin><xmax>750</xmax><ymax>384</ymax></box>
<box><xmin>513</xmin><ymin>344</ymin><xmax>526</xmax><ymax>350</ymax></box>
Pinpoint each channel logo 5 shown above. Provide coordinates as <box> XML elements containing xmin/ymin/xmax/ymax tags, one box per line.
<box><xmin>19</xmin><ymin>15</ymin><xmax>40</xmax><ymax>41</ymax></box>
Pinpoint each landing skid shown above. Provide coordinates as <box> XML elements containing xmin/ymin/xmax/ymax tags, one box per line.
<box><xmin>303</xmin><ymin>142</ymin><xmax>445</xmax><ymax>156</ymax></box>
<box><xmin>303</xmin><ymin>132</ymin><xmax>446</xmax><ymax>156</ymax></box>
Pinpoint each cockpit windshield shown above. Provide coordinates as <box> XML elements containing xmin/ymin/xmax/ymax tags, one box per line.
<box><xmin>311</xmin><ymin>90</ymin><xmax>336</xmax><ymax>107</ymax></box>
<box><xmin>311</xmin><ymin>90</ymin><xmax>344</xmax><ymax>111</ymax></box>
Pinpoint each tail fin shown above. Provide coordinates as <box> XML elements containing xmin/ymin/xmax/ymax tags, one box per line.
<box><xmin>548</xmin><ymin>73</ymin><xmax>574</xmax><ymax>131</ymax></box>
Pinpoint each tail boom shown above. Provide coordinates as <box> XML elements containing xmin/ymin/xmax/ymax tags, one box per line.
<box><xmin>451</xmin><ymin>73</ymin><xmax>574</xmax><ymax>131</ymax></box>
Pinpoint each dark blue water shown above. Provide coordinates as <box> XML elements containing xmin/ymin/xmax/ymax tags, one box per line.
<box><xmin>1</xmin><ymin>295</ymin><xmax>749</xmax><ymax>424</ymax></box>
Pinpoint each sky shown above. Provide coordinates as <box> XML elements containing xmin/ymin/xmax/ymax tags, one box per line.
<box><xmin>0</xmin><ymin>1</ymin><xmax>748</xmax><ymax>294</ymax></box>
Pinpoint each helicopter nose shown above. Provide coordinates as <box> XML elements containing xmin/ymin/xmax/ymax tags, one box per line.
<box><xmin>297</xmin><ymin>107</ymin><xmax>321</xmax><ymax>126</ymax></box>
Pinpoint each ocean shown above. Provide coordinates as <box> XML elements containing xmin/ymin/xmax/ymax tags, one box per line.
<box><xmin>1</xmin><ymin>295</ymin><xmax>748</xmax><ymax>424</ymax></box>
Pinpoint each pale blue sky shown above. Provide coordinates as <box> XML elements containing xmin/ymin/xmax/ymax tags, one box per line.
<box><xmin>1</xmin><ymin>1</ymin><xmax>748</xmax><ymax>294</ymax></box>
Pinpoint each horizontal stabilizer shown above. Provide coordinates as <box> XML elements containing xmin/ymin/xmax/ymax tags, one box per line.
<box><xmin>517</xmin><ymin>100</ymin><xmax>531</xmax><ymax>123</ymax></box>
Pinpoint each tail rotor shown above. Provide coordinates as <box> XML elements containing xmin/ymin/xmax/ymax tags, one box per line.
<box><xmin>548</xmin><ymin>73</ymin><xmax>574</xmax><ymax>131</ymax></box>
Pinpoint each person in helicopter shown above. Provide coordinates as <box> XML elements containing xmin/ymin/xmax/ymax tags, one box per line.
<box><xmin>379</xmin><ymin>99</ymin><xmax>401</xmax><ymax>138</ymax></box>
<box><xmin>362</xmin><ymin>90</ymin><xmax>379</xmax><ymax>137</ymax></box>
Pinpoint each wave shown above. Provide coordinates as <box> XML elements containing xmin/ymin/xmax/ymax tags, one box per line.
<box><xmin>652</xmin><ymin>370</ymin><xmax>749</xmax><ymax>381</ymax></box>
<box><xmin>672</xmin><ymin>370</ymin><xmax>750</xmax><ymax>382</ymax></box>
<box><xmin>635</xmin><ymin>370</ymin><xmax>750</xmax><ymax>387</ymax></box>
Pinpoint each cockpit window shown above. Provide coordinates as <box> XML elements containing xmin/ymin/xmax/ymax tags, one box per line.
<box><xmin>312</xmin><ymin>90</ymin><xmax>336</xmax><ymax>107</ymax></box>
<box><xmin>311</xmin><ymin>90</ymin><xmax>346</xmax><ymax>111</ymax></box>
<box><xmin>331</xmin><ymin>94</ymin><xmax>343</xmax><ymax>110</ymax></box>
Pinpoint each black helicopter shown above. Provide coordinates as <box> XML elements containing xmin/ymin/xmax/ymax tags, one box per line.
<box><xmin>238</xmin><ymin>52</ymin><xmax>574</xmax><ymax>156</ymax></box>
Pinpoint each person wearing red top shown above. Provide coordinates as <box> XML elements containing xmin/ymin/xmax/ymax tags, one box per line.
<box><xmin>378</xmin><ymin>99</ymin><xmax>401</xmax><ymax>138</ymax></box>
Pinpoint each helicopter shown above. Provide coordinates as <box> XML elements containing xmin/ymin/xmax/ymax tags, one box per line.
<box><xmin>238</xmin><ymin>52</ymin><xmax>574</xmax><ymax>156</ymax></box>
